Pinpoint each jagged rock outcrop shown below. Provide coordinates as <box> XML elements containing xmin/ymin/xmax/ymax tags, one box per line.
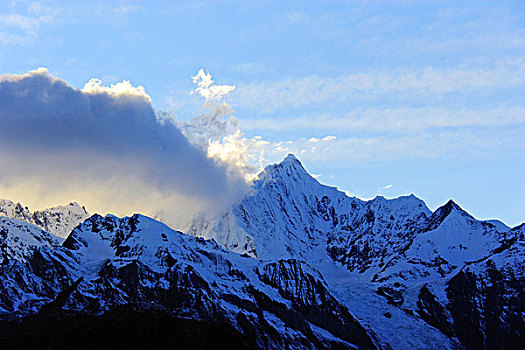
<box><xmin>258</xmin><ymin>259</ymin><xmax>381</xmax><ymax>349</ymax></box>
<box><xmin>0</xmin><ymin>199</ymin><xmax>89</xmax><ymax>238</ymax></box>
<box><xmin>416</xmin><ymin>285</ymin><xmax>455</xmax><ymax>338</ymax></box>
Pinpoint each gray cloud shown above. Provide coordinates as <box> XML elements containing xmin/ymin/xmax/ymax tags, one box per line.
<box><xmin>0</xmin><ymin>68</ymin><xmax>246</xmax><ymax>228</ymax></box>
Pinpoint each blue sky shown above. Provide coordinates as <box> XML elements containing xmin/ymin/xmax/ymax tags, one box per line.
<box><xmin>1</xmin><ymin>0</ymin><xmax>524</xmax><ymax>226</ymax></box>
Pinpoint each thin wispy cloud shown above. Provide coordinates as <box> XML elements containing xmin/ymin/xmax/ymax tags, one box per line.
<box><xmin>231</xmin><ymin>62</ymin><xmax>267</xmax><ymax>75</ymax></box>
<box><xmin>231</xmin><ymin>59</ymin><xmax>525</xmax><ymax>113</ymax></box>
<box><xmin>253</xmin><ymin>124</ymin><xmax>525</xmax><ymax>167</ymax></box>
<box><xmin>240</xmin><ymin>106</ymin><xmax>525</xmax><ymax>134</ymax></box>
<box><xmin>0</xmin><ymin>13</ymin><xmax>52</xmax><ymax>44</ymax></box>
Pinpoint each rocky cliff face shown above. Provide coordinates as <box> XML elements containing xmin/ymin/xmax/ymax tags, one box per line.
<box><xmin>438</xmin><ymin>224</ymin><xmax>523</xmax><ymax>350</ymax></box>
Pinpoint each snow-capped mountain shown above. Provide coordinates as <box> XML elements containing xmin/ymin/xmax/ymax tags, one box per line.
<box><xmin>189</xmin><ymin>155</ymin><xmax>432</xmax><ymax>273</ymax></box>
<box><xmin>0</xmin><ymin>213</ymin><xmax>382</xmax><ymax>349</ymax></box>
<box><xmin>189</xmin><ymin>154</ymin><xmax>524</xmax><ymax>349</ymax></box>
<box><xmin>0</xmin><ymin>199</ymin><xmax>89</xmax><ymax>238</ymax></box>
<box><xmin>0</xmin><ymin>154</ymin><xmax>522</xmax><ymax>349</ymax></box>
<box><xmin>189</xmin><ymin>155</ymin><xmax>436</xmax><ymax>278</ymax></box>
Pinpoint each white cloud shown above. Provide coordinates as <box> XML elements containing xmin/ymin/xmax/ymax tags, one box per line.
<box><xmin>0</xmin><ymin>13</ymin><xmax>52</xmax><ymax>31</ymax></box>
<box><xmin>82</xmin><ymin>78</ymin><xmax>152</xmax><ymax>102</ymax></box>
<box><xmin>192</xmin><ymin>69</ymin><xmax>236</xmax><ymax>100</ymax></box>
<box><xmin>308</xmin><ymin>136</ymin><xmax>336</xmax><ymax>143</ymax></box>
<box><xmin>322</xmin><ymin>135</ymin><xmax>336</xmax><ymax>141</ymax></box>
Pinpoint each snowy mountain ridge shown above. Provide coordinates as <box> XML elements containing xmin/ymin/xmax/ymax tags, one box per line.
<box><xmin>0</xmin><ymin>212</ymin><xmax>382</xmax><ymax>349</ymax></box>
<box><xmin>0</xmin><ymin>199</ymin><xmax>89</xmax><ymax>238</ymax></box>
<box><xmin>190</xmin><ymin>155</ymin><xmax>514</xmax><ymax>279</ymax></box>
<box><xmin>188</xmin><ymin>154</ymin><xmax>524</xmax><ymax>349</ymax></box>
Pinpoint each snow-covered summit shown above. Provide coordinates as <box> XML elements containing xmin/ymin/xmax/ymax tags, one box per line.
<box><xmin>423</xmin><ymin>200</ymin><xmax>472</xmax><ymax>231</ymax></box>
<box><xmin>0</xmin><ymin>199</ymin><xmax>89</xmax><ymax>238</ymax></box>
<box><xmin>0</xmin><ymin>199</ymin><xmax>33</xmax><ymax>222</ymax></box>
<box><xmin>186</xmin><ymin>154</ymin><xmax>524</xmax><ymax>349</ymax></box>
<box><xmin>257</xmin><ymin>153</ymin><xmax>313</xmax><ymax>182</ymax></box>
<box><xmin>192</xmin><ymin>155</ymin><xmax>519</xmax><ymax>283</ymax></box>
<box><xmin>189</xmin><ymin>154</ymin><xmax>432</xmax><ymax>270</ymax></box>
<box><xmin>252</xmin><ymin>153</ymin><xmax>333</xmax><ymax>200</ymax></box>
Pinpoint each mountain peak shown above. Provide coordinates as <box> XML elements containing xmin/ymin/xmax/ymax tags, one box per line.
<box><xmin>68</xmin><ymin>201</ymin><xmax>84</xmax><ymax>209</ymax></box>
<box><xmin>435</xmin><ymin>199</ymin><xmax>466</xmax><ymax>216</ymax></box>
<box><xmin>444</xmin><ymin>199</ymin><xmax>460</xmax><ymax>210</ymax></box>
<box><xmin>257</xmin><ymin>154</ymin><xmax>314</xmax><ymax>185</ymax></box>
<box><xmin>276</xmin><ymin>153</ymin><xmax>305</xmax><ymax>172</ymax></box>
<box><xmin>275</xmin><ymin>153</ymin><xmax>308</xmax><ymax>174</ymax></box>
<box><xmin>282</xmin><ymin>153</ymin><xmax>300</xmax><ymax>164</ymax></box>
<box><xmin>424</xmin><ymin>199</ymin><xmax>473</xmax><ymax>231</ymax></box>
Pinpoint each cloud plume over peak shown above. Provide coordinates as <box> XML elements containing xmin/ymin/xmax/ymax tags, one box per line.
<box><xmin>0</xmin><ymin>68</ymin><xmax>247</xmax><ymax>229</ymax></box>
<box><xmin>176</xmin><ymin>69</ymin><xmax>270</xmax><ymax>181</ymax></box>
